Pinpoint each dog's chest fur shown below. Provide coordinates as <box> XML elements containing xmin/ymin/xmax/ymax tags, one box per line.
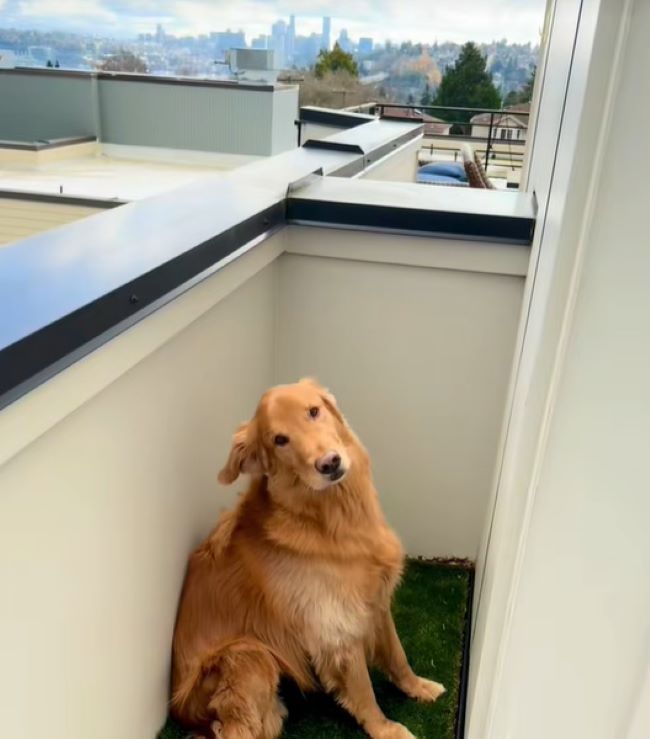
<box><xmin>267</xmin><ymin>555</ymin><xmax>376</xmax><ymax>654</ymax></box>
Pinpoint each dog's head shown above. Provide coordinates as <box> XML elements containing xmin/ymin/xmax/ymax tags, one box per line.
<box><xmin>218</xmin><ymin>378</ymin><xmax>352</xmax><ymax>491</ymax></box>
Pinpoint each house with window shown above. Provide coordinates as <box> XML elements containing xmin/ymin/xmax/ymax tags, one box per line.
<box><xmin>470</xmin><ymin>102</ymin><xmax>530</xmax><ymax>141</ymax></box>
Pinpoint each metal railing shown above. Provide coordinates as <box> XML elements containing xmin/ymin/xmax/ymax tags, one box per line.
<box><xmin>346</xmin><ymin>102</ymin><xmax>530</xmax><ymax>171</ymax></box>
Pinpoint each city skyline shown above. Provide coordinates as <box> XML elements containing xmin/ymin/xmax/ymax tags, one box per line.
<box><xmin>0</xmin><ymin>1</ymin><xmax>546</xmax><ymax>45</ymax></box>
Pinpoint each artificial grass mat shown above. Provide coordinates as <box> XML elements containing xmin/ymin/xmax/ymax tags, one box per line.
<box><xmin>159</xmin><ymin>560</ymin><xmax>471</xmax><ymax>739</ymax></box>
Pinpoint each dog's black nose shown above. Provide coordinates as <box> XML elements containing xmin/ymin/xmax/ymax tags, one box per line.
<box><xmin>316</xmin><ymin>452</ymin><xmax>341</xmax><ymax>475</ymax></box>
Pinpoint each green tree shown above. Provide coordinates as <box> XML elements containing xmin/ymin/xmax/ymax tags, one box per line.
<box><xmin>98</xmin><ymin>49</ymin><xmax>148</xmax><ymax>74</ymax></box>
<box><xmin>433</xmin><ymin>42</ymin><xmax>501</xmax><ymax>128</ymax></box>
<box><xmin>314</xmin><ymin>42</ymin><xmax>359</xmax><ymax>79</ymax></box>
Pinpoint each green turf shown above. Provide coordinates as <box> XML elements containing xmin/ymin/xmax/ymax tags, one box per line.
<box><xmin>158</xmin><ymin>560</ymin><xmax>471</xmax><ymax>739</ymax></box>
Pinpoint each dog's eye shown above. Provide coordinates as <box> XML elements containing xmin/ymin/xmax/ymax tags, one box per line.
<box><xmin>274</xmin><ymin>434</ymin><xmax>289</xmax><ymax>446</ymax></box>
<box><xmin>309</xmin><ymin>406</ymin><xmax>320</xmax><ymax>418</ymax></box>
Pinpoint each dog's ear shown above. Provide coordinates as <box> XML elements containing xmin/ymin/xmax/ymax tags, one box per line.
<box><xmin>320</xmin><ymin>388</ymin><xmax>345</xmax><ymax>425</ymax></box>
<box><xmin>218</xmin><ymin>421</ymin><xmax>263</xmax><ymax>484</ymax></box>
<box><xmin>300</xmin><ymin>377</ymin><xmax>345</xmax><ymax>426</ymax></box>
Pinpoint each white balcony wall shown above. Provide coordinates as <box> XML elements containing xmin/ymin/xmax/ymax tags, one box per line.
<box><xmin>0</xmin><ymin>232</ymin><xmax>284</xmax><ymax>739</ymax></box>
<box><xmin>301</xmin><ymin>121</ymin><xmax>344</xmax><ymax>142</ymax></box>
<box><xmin>0</xmin><ymin>212</ymin><xmax>530</xmax><ymax>739</ymax></box>
<box><xmin>469</xmin><ymin>1</ymin><xmax>650</xmax><ymax>737</ymax></box>
<box><xmin>276</xmin><ymin>226</ymin><xmax>527</xmax><ymax>558</ymax></box>
<box><xmin>357</xmin><ymin>136</ymin><xmax>421</xmax><ymax>182</ymax></box>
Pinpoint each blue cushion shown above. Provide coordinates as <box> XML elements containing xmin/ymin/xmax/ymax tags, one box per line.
<box><xmin>418</xmin><ymin>162</ymin><xmax>467</xmax><ymax>181</ymax></box>
<box><xmin>417</xmin><ymin>173</ymin><xmax>469</xmax><ymax>186</ymax></box>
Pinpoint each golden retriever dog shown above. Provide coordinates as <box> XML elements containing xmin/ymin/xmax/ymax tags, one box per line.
<box><xmin>171</xmin><ymin>379</ymin><xmax>445</xmax><ymax>739</ymax></box>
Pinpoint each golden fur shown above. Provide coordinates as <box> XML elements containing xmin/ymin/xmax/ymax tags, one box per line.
<box><xmin>171</xmin><ymin>379</ymin><xmax>445</xmax><ymax>739</ymax></box>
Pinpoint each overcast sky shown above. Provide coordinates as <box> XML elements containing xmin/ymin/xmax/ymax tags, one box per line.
<box><xmin>0</xmin><ymin>0</ymin><xmax>547</xmax><ymax>44</ymax></box>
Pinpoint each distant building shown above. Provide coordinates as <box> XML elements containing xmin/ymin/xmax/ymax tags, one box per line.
<box><xmin>382</xmin><ymin>107</ymin><xmax>452</xmax><ymax>136</ymax></box>
<box><xmin>270</xmin><ymin>20</ymin><xmax>287</xmax><ymax>69</ymax></box>
<box><xmin>155</xmin><ymin>24</ymin><xmax>165</xmax><ymax>44</ymax></box>
<box><xmin>287</xmin><ymin>15</ymin><xmax>296</xmax><ymax>65</ymax></box>
<box><xmin>295</xmin><ymin>33</ymin><xmax>322</xmax><ymax>67</ymax></box>
<box><xmin>214</xmin><ymin>30</ymin><xmax>246</xmax><ymax>56</ymax></box>
<box><xmin>470</xmin><ymin>103</ymin><xmax>530</xmax><ymax>142</ymax></box>
<box><xmin>358</xmin><ymin>37</ymin><xmax>374</xmax><ymax>56</ymax></box>
<box><xmin>251</xmin><ymin>35</ymin><xmax>269</xmax><ymax>50</ymax></box>
<box><xmin>337</xmin><ymin>29</ymin><xmax>353</xmax><ymax>54</ymax></box>
<box><xmin>321</xmin><ymin>17</ymin><xmax>331</xmax><ymax>51</ymax></box>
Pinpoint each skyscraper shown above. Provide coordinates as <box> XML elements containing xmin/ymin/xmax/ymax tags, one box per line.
<box><xmin>287</xmin><ymin>15</ymin><xmax>296</xmax><ymax>66</ymax></box>
<box><xmin>337</xmin><ymin>28</ymin><xmax>352</xmax><ymax>53</ymax></box>
<box><xmin>321</xmin><ymin>17</ymin><xmax>331</xmax><ymax>51</ymax></box>
<box><xmin>271</xmin><ymin>20</ymin><xmax>287</xmax><ymax>69</ymax></box>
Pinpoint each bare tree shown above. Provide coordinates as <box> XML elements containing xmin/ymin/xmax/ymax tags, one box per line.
<box><xmin>299</xmin><ymin>70</ymin><xmax>385</xmax><ymax>110</ymax></box>
<box><xmin>98</xmin><ymin>49</ymin><xmax>148</xmax><ymax>74</ymax></box>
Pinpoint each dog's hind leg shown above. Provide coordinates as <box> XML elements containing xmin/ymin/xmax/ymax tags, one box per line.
<box><xmin>203</xmin><ymin>639</ymin><xmax>285</xmax><ymax>739</ymax></box>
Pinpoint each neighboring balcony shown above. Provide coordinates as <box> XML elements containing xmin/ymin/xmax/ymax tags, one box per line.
<box><xmin>301</xmin><ymin>103</ymin><xmax>531</xmax><ymax>189</ymax></box>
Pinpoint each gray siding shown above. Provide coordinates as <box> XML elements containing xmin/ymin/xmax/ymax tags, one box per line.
<box><xmin>271</xmin><ymin>87</ymin><xmax>299</xmax><ymax>154</ymax></box>
<box><xmin>0</xmin><ymin>73</ymin><xmax>97</xmax><ymax>140</ymax></box>
<box><xmin>97</xmin><ymin>80</ymin><xmax>275</xmax><ymax>155</ymax></box>
<box><xmin>0</xmin><ymin>70</ymin><xmax>299</xmax><ymax>156</ymax></box>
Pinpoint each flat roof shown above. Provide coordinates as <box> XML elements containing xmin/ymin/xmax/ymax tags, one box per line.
<box><xmin>0</xmin><ymin>143</ymin><xmax>252</xmax><ymax>201</ymax></box>
<box><xmin>0</xmin><ymin>152</ymin><xmax>227</xmax><ymax>201</ymax></box>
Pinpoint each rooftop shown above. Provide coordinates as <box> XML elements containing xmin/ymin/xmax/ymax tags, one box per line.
<box><xmin>0</xmin><ymin>141</ymin><xmax>238</xmax><ymax>202</ymax></box>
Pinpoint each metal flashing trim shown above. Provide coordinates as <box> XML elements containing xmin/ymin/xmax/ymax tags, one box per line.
<box><xmin>0</xmin><ymin>135</ymin><xmax>97</xmax><ymax>151</ymax></box>
<box><xmin>0</xmin><ymin>201</ymin><xmax>285</xmax><ymax>410</ymax></box>
<box><xmin>299</xmin><ymin>107</ymin><xmax>375</xmax><ymax>128</ymax></box>
<box><xmin>0</xmin><ymin>189</ymin><xmax>125</xmax><ymax>209</ymax></box>
<box><xmin>286</xmin><ymin>198</ymin><xmax>535</xmax><ymax>244</ymax></box>
<box><xmin>302</xmin><ymin>140</ymin><xmax>365</xmax><ymax>155</ymax></box>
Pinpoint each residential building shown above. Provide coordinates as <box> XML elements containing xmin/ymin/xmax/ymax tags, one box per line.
<box><xmin>0</xmin><ymin>67</ymin><xmax>299</xmax><ymax>243</ymax></box>
<box><xmin>470</xmin><ymin>103</ymin><xmax>530</xmax><ymax>141</ymax></box>
<box><xmin>382</xmin><ymin>106</ymin><xmax>452</xmax><ymax>135</ymax></box>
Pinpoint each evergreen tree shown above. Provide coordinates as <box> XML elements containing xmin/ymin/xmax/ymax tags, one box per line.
<box><xmin>314</xmin><ymin>43</ymin><xmax>359</xmax><ymax>79</ymax></box>
<box><xmin>434</xmin><ymin>42</ymin><xmax>501</xmax><ymax>128</ymax></box>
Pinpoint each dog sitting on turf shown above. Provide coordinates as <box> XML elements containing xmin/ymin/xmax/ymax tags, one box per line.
<box><xmin>170</xmin><ymin>379</ymin><xmax>445</xmax><ymax>739</ymax></box>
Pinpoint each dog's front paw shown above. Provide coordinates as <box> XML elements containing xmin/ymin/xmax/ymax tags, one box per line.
<box><xmin>371</xmin><ymin>720</ymin><xmax>417</xmax><ymax>739</ymax></box>
<box><xmin>401</xmin><ymin>675</ymin><xmax>446</xmax><ymax>702</ymax></box>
